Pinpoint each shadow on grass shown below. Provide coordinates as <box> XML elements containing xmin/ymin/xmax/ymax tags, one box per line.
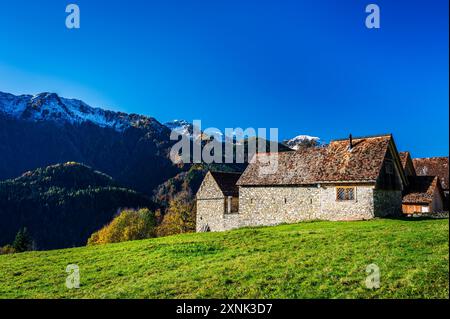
<box><xmin>383</xmin><ymin>215</ymin><xmax>449</xmax><ymax>222</ymax></box>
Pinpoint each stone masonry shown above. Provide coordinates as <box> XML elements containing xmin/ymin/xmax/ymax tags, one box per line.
<box><xmin>197</xmin><ymin>182</ymin><xmax>403</xmax><ymax>232</ymax></box>
<box><xmin>196</xmin><ymin>135</ymin><xmax>410</xmax><ymax>232</ymax></box>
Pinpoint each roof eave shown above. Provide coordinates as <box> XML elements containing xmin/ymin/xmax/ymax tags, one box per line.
<box><xmin>237</xmin><ymin>180</ymin><xmax>377</xmax><ymax>187</ymax></box>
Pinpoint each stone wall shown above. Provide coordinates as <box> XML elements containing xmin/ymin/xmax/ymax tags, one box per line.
<box><xmin>316</xmin><ymin>185</ymin><xmax>375</xmax><ymax>220</ymax></box>
<box><xmin>196</xmin><ymin>172</ymin><xmax>226</xmax><ymax>232</ymax></box>
<box><xmin>373</xmin><ymin>189</ymin><xmax>402</xmax><ymax>217</ymax></box>
<box><xmin>197</xmin><ymin>176</ymin><xmax>403</xmax><ymax>232</ymax></box>
<box><xmin>196</xmin><ymin>198</ymin><xmax>226</xmax><ymax>232</ymax></box>
<box><xmin>238</xmin><ymin>185</ymin><xmax>377</xmax><ymax>225</ymax></box>
<box><xmin>238</xmin><ymin>186</ymin><xmax>320</xmax><ymax>227</ymax></box>
<box><xmin>223</xmin><ymin>213</ymin><xmax>241</xmax><ymax>230</ymax></box>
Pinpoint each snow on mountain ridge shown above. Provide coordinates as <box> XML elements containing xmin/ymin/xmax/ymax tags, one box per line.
<box><xmin>0</xmin><ymin>91</ymin><xmax>164</xmax><ymax>132</ymax></box>
<box><xmin>164</xmin><ymin>119</ymin><xmax>193</xmax><ymax>136</ymax></box>
<box><xmin>284</xmin><ymin>135</ymin><xmax>320</xmax><ymax>150</ymax></box>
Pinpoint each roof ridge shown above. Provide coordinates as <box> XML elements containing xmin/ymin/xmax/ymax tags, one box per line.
<box><xmin>210</xmin><ymin>171</ymin><xmax>242</xmax><ymax>175</ymax></box>
<box><xmin>413</xmin><ymin>156</ymin><xmax>449</xmax><ymax>160</ymax></box>
<box><xmin>332</xmin><ymin>133</ymin><xmax>391</xmax><ymax>142</ymax></box>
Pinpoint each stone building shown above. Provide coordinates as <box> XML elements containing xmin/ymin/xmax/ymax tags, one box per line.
<box><xmin>196</xmin><ymin>171</ymin><xmax>241</xmax><ymax>232</ymax></box>
<box><xmin>412</xmin><ymin>157</ymin><xmax>449</xmax><ymax>211</ymax></box>
<box><xmin>196</xmin><ymin>134</ymin><xmax>410</xmax><ymax>232</ymax></box>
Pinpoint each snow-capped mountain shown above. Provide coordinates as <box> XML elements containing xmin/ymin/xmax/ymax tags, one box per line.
<box><xmin>164</xmin><ymin>119</ymin><xmax>222</xmax><ymax>142</ymax></box>
<box><xmin>0</xmin><ymin>91</ymin><xmax>164</xmax><ymax>132</ymax></box>
<box><xmin>284</xmin><ymin>135</ymin><xmax>320</xmax><ymax>150</ymax></box>
<box><xmin>0</xmin><ymin>91</ymin><xmax>179</xmax><ymax>195</ymax></box>
<box><xmin>164</xmin><ymin>119</ymin><xmax>193</xmax><ymax>136</ymax></box>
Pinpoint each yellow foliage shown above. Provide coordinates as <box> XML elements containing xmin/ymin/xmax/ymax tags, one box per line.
<box><xmin>87</xmin><ymin>208</ymin><xmax>156</xmax><ymax>246</ymax></box>
<box><xmin>0</xmin><ymin>245</ymin><xmax>16</xmax><ymax>255</ymax></box>
<box><xmin>156</xmin><ymin>197</ymin><xmax>196</xmax><ymax>237</ymax></box>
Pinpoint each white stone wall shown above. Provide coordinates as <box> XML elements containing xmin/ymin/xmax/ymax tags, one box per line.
<box><xmin>316</xmin><ymin>185</ymin><xmax>375</xmax><ymax>220</ymax></box>
<box><xmin>238</xmin><ymin>186</ymin><xmax>320</xmax><ymax>227</ymax></box>
<box><xmin>223</xmin><ymin>213</ymin><xmax>241</xmax><ymax>230</ymax></box>
<box><xmin>197</xmin><ymin>177</ymin><xmax>403</xmax><ymax>232</ymax></box>
<box><xmin>196</xmin><ymin>172</ymin><xmax>226</xmax><ymax>232</ymax></box>
<box><xmin>238</xmin><ymin>184</ymin><xmax>379</xmax><ymax>225</ymax></box>
<box><xmin>196</xmin><ymin>198</ymin><xmax>226</xmax><ymax>231</ymax></box>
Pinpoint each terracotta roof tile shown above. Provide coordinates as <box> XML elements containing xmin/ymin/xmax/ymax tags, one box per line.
<box><xmin>399</xmin><ymin>152</ymin><xmax>410</xmax><ymax>169</ymax></box>
<box><xmin>237</xmin><ymin>135</ymin><xmax>392</xmax><ymax>186</ymax></box>
<box><xmin>403</xmin><ymin>176</ymin><xmax>439</xmax><ymax>204</ymax></box>
<box><xmin>413</xmin><ymin>157</ymin><xmax>449</xmax><ymax>190</ymax></box>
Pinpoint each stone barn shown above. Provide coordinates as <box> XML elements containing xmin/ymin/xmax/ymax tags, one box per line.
<box><xmin>196</xmin><ymin>171</ymin><xmax>241</xmax><ymax>232</ymax></box>
<box><xmin>196</xmin><ymin>134</ymin><xmax>409</xmax><ymax>232</ymax></box>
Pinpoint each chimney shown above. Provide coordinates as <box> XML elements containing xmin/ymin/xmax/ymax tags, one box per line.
<box><xmin>349</xmin><ymin>134</ymin><xmax>353</xmax><ymax>150</ymax></box>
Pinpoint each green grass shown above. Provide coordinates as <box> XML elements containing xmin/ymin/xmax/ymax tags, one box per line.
<box><xmin>0</xmin><ymin>218</ymin><xmax>448</xmax><ymax>299</ymax></box>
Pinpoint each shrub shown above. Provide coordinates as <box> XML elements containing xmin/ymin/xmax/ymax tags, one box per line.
<box><xmin>156</xmin><ymin>195</ymin><xmax>196</xmax><ymax>237</ymax></box>
<box><xmin>87</xmin><ymin>208</ymin><xmax>156</xmax><ymax>246</ymax></box>
<box><xmin>0</xmin><ymin>245</ymin><xmax>16</xmax><ymax>255</ymax></box>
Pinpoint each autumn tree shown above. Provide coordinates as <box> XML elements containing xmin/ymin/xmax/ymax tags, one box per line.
<box><xmin>87</xmin><ymin>208</ymin><xmax>156</xmax><ymax>246</ymax></box>
<box><xmin>0</xmin><ymin>245</ymin><xmax>16</xmax><ymax>255</ymax></box>
<box><xmin>156</xmin><ymin>192</ymin><xmax>196</xmax><ymax>237</ymax></box>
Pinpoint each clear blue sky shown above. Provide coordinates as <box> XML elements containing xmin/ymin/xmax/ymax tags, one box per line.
<box><xmin>0</xmin><ymin>0</ymin><xmax>448</xmax><ymax>157</ymax></box>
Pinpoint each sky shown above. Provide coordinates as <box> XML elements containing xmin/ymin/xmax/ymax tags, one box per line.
<box><xmin>0</xmin><ymin>0</ymin><xmax>448</xmax><ymax>157</ymax></box>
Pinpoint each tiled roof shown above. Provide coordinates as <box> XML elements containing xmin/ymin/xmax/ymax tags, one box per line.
<box><xmin>237</xmin><ymin>135</ymin><xmax>393</xmax><ymax>186</ymax></box>
<box><xmin>399</xmin><ymin>151</ymin><xmax>416</xmax><ymax>177</ymax></box>
<box><xmin>210</xmin><ymin>171</ymin><xmax>242</xmax><ymax>197</ymax></box>
<box><xmin>403</xmin><ymin>176</ymin><xmax>440</xmax><ymax>204</ymax></box>
<box><xmin>399</xmin><ymin>152</ymin><xmax>410</xmax><ymax>169</ymax></box>
<box><xmin>413</xmin><ymin>157</ymin><xmax>449</xmax><ymax>190</ymax></box>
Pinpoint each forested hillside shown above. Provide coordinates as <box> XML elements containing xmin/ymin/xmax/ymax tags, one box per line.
<box><xmin>0</xmin><ymin>163</ymin><xmax>154</xmax><ymax>250</ymax></box>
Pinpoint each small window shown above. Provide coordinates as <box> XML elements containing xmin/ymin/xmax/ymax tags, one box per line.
<box><xmin>336</xmin><ymin>187</ymin><xmax>355</xmax><ymax>201</ymax></box>
<box><xmin>284</xmin><ymin>198</ymin><xmax>287</xmax><ymax>204</ymax></box>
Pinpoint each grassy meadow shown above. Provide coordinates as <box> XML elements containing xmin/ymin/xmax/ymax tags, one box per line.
<box><xmin>0</xmin><ymin>218</ymin><xmax>448</xmax><ymax>299</ymax></box>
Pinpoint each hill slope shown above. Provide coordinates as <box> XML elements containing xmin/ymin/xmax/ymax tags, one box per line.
<box><xmin>0</xmin><ymin>163</ymin><xmax>154</xmax><ymax>250</ymax></box>
<box><xmin>0</xmin><ymin>91</ymin><xmax>179</xmax><ymax>195</ymax></box>
<box><xmin>0</xmin><ymin>219</ymin><xmax>448</xmax><ymax>299</ymax></box>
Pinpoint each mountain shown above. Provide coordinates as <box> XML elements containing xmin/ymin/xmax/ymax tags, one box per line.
<box><xmin>164</xmin><ymin>119</ymin><xmax>193</xmax><ymax>136</ymax></box>
<box><xmin>0</xmin><ymin>91</ymin><xmax>180</xmax><ymax>195</ymax></box>
<box><xmin>283</xmin><ymin>135</ymin><xmax>320</xmax><ymax>150</ymax></box>
<box><xmin>0</xmin><ymin>91</ymin><xmax>158</xmax><ymax>131</ymax></box>
<box><xmin>0</xmin><ymin>162</ymin><xmax>154</xmax><ymax>250</ymax></box>
<box><xmin>164</xmin><ymin>119</ymin><xmax>321</xmax><ymax>152</ymax></box>
<box><xmin>164</xmin><ymin>119</ymin><xmax>215</xmax><ymax>142</ymax></box>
